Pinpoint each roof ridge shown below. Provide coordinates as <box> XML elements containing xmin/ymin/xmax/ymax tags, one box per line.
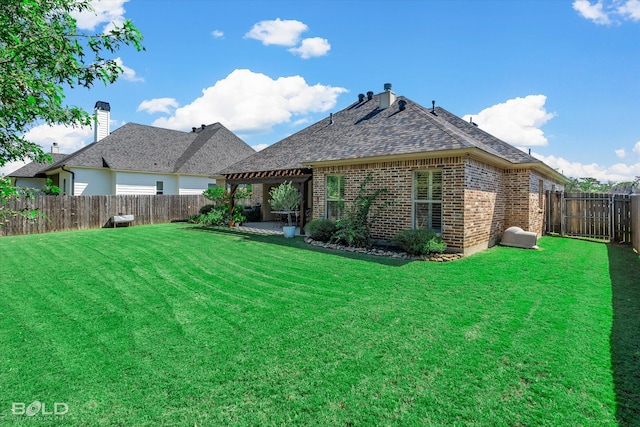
<box><xmin>172</xmin><ymin>124</ymin><xmax>221</xmax><ymax>173</ymax></box>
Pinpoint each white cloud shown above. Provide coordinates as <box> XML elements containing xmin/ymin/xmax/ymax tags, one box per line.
<box><xmin>24</xmin><ymin>124</ymin><xmax>93</xmax><ymax>154</ymax></box>
<box><xmin>137</xmin><ymin>98</ymin><xmax>179</xmax><ymax>114</ymax></box>
<box><xmin>114</xmin><ymin>57</ymin><xmax>143</xmax><ymax>82</ymax></box>
<box><xmin>2</xmin><ymin>123</ymin><xmax>94</xmax><ymax>176</ymax></box>
<box><xmin>289</xmin><ymin>37</ymin><xmax>331</xmax><ymax>59</ymax></box>
<box><xmin>152</xmin><ymin>69</ymin><xmax>347</xmax><ymax>134</ymax></box>
<box><xmin>618</xmin><ymin>0</ymin><xmax>640</xmax><ymax>20</ymax></box>
<box><xmin>211</xmin><ymin>30</ymin><xmax>224</xmax><ymax>38</ymax></box>
<box><xmin>533</xmin><ymin>152</ymin><xmax>640</xmax><ymax>181</ymax></box>
<box><xmin>573</xmin><ymin>0</ymin><xmax>640</xmax><ymax>24</ymax></box>
<box><xmin>463</xmin><ymin>95</ymin><xmax>555</xmax><ymax>148</ymax></box>
<box><xmin>615</xmin><ymin>148</ymin><xmax>626</xmax><ymax>158</ymax></box>
<box><xmin>573</xmin><ymin>0</ymin><xmax>612</xmax><ymax>24</ymax></box>
<box><xmin>251</xmin><ymin>144</ymin><xmax>269</xmax><ymax>152</ymax></box>
<box><xmin>71</xmin><ymin>0</ymin><xmax>129</xmax><ymax>32</ymax></box>
<box><xmin>245</xmin><ymin>19</ymin><xmax>308</xmax><ymax>46</ymax></box>
<box><xmin>634</xmin><ymin>141</ymin><xmax>640</xmax><ymax>155</ymax></box>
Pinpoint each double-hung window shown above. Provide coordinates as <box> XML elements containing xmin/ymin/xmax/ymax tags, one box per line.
<box><xmin>156</xmin><ymin>181</ymin><xmax>164</xmax><ymax>195</ymax></box>
<box><xmin>413</xmin><ymin>170</ymin><xmax>442</xmax><ymax>232</ymax></box>
<box><xmin>326</xmin><ymin>175</ymin><xmax>345</xmax><ymax>220</ymax></box>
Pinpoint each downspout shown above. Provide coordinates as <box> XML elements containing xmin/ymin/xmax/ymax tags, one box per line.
<box><xmin>61</xmin><ymin>165</ymin><xmax>74</xmax><ymax>195</ymax></box>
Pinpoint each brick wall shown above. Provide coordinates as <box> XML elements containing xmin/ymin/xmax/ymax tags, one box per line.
<box><xmin>313</xmin><ymin>157</ymin><xmax>465</xmax><ymax>251</ymax></box>
<box><xmin>312</xmin><ymin>157</ymin><xmax>563</xmax><ymax>254</ymax></box>
<box><xmin>504</xmin><ymin>169</ymin><xmax>564</xmax><ymax>236</ymax></box>
<box><xmin>463</xmin><ymin>159</ymin><xmax>505</xmax><ymax>253</ymax></box>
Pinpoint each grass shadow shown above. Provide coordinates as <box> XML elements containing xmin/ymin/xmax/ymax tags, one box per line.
<box><xmin>607</xmin><ymin>243</ymin><xmax>640</xmax><ymax>426</ymax></box>
<box><xmin>180</xmin><ymin>224</ymin><xmax>412</xmax><ymax>267</ymax></box>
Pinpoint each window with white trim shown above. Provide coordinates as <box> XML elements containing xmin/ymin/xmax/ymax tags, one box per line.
<box><xmin>156</xmin><ymin>181</ymin><xmax>164</xmax><ymax>195</ymax></box>
<box><xmin>413</xmin><ymin>170</ymin><xmax>442</xmax><ymax>232</ymax></box>
<box><xmin>326</xmin><ymin>175</ymin><xmax>345</xmax><ymax>220</ymax></box>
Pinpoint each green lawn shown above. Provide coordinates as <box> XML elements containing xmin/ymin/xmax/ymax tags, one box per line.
<box><xmin>0</xmin><ymin>223</ymin><xmax>638</xmax><ymax>426</ymax></box>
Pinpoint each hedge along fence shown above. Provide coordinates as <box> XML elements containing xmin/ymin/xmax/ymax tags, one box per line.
<box><xmin>1</xmin><ymin>194</ymin><xmax>206</xmax><ymax>237</ymax></box>
<box><xmin>633</xmin><ymin>195</ymin><xmax>640</xmax><ymax>255</ymax></box>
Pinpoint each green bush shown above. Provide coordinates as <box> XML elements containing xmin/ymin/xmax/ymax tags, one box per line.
<box><xmin>305</xmin><ymin>219</ymin><xmax>337</xmax><ymax>242</ymax></box>
<box><xmin>200</xmin><ymin>209</ymin><xmax>226</xmax><ymax>226</ymax></box>
<box><xmin>393</xmin><ymin>228</ymin><xmax>446</xmax><ymax>256</ymax></box>
<box><xmin>330</xmin><ymin>174</ymin><xmax>389</xmax><ymax>248</ymax></box>
<box><xmin>199</xmin><ymin>204</ymin><xmax>217</xmax><ymax>215</ymax></box>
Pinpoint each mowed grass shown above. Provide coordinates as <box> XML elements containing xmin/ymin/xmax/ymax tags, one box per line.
<box><xmin>0</xmin><ymin>222</ymin><xmax>637</xmax><ymax>426</ymax></box>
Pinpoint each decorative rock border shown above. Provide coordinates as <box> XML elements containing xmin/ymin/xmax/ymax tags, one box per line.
<box><xmin>304</xmin><ymin>237</ymin><xmax>463</xmax><ymax>262</ymax></box>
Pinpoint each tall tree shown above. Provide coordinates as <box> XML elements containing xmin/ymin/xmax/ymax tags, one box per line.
<box><xmin>1</xmin><ymin>0</ymin><xmax>143</xmax><ymax>167</ymax></box>
<box><xmin>0</xmin><ymin>0</ymin><xmax>143</xmax><ymax>223</ymax></box>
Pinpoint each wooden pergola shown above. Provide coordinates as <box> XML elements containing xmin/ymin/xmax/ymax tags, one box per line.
<box><xmin>224</xmin><ymin>167</ymin><xmax>313</xmax><ymax>233</ymax></box>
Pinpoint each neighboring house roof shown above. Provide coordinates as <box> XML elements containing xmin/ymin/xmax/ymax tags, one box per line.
<box><xmin>222</xmin><ymin>92</ymin><xmax>562</xmax><ymax>181</ymax></box>
<box><xmin>9</xmin><ymin>153</ymin><xmax>69</xmax><ymax>178</ymax></box>
<box><xmin>45</xmin><ymin>122</ymin><xmax>255</xmax><ymax>176</ymax></box>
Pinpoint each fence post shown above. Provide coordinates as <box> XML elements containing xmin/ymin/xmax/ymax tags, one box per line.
<box><xmin>633</xmin><ymin>195</ymin><xmax>639</xmax><ymax>254</ymax></box>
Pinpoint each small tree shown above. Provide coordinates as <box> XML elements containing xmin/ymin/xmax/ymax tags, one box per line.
<box><xmin>1</xmin><ymin>0</ymin><xmax>144</xmax><ymax>223</ymax></box>
<box><xmin>332</xmin><ymin>174</ymin><xmax>389</xmax><ymax>247</ymax></box>
<box><xmin>268</xmin><ymin>181</ymin><xmax>301</xmax><ymax>226</ymax></box>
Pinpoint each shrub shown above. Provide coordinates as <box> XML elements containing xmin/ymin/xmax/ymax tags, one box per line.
<box><xmin>199</xmin><ymin>204</ymin><xmax>217</xmax><ymax>215</ymax></box>
<box><xmin>305</xmin><ymin>219</ymin><xmax>337</xmax><ymax>242</ymax></box>
<box><xmin>203</xmin><ymin>187</ymin><xmax>229</xmax><ymax>206</ymax></box>
<box><xmin>331</xmin><ymin>174</ymin><xmax>390</xmax><ymax>247</ymax></box>
<box><xmin>393</xmin><ymin>228</ymin><xmax>446</xmax><ymax>256</ymax></box>
<box><xmin>199</xmin><ymin>209</ymin><xmax>226</xmax><ymax>226</ymax></box>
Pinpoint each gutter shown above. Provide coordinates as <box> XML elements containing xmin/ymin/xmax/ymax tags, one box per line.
<box><xmin>61</xmin><ymin>165</ymin><xmax>74</xmax><ymax>195</ymax></box>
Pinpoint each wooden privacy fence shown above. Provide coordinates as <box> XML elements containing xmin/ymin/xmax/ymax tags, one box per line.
<box><xmin>633</xmin><ymin>195</ymin><xmax>640</xmax><ymax>254</ymax></box>
<box><xmin>1</xmin><ymin>194</ymin><xmax>206</xmax><ymax>237</ymax></box>
<box><xmin>545</xmin><ymin>191</ymin><xmax>633</xmax><ymax>242</ymax></box>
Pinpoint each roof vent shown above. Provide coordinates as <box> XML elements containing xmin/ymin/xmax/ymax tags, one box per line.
<box><xmin>398</xmin><ymin>100</ymin><xmax>407</xmax><ymax>111</ymax></box>
<box><xmin>192</xmin><ymin>127</ymin><xmax>197</xmax><ymax>132</ymax></box>
<box><xmin>358</xmin><ymin>93</ymin><xmax>365</xmax><ymax>102</ymax></box>
<box><xmin>383</xmin><ymin>83</ymin><xmax>392</xmax><ymax>91</ymax></box>
<box><xmin>329</xmin><ymin>112</ymin><xmax>334</xmax><ymax>125</ymax></box>
<box><xmin>431</xmin><ymin>100</ymin><xmax>437</xmax><ymax>115</ymax></box>
<box><xmin>201</xmin><ymin>124</ymin><xmax>206</xmax><ymax>129</ymax></box>
<box><xmin>367</xmin><ymin>91</ymin><xmax>374</xmax><ymax>100</ymax></box>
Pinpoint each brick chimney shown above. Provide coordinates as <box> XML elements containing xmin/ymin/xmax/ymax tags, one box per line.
<box><xmin>94</xmin><ymin>101</ymin><xmax>111</xmax><ymax>142</ymax></box>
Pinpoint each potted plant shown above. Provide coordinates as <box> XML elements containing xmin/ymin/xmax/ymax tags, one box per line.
<box><xmin>268</xmin><ymin>181</ymin><xmax>301</xmax><ymax>238</ymax></box>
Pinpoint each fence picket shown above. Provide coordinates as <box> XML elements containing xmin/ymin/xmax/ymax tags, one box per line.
<box><xmin>1</xmin><ymin>194</ymin><xmax>205</xmax><ymax>237</ymax></box>
<box><xmin>545</xmin><ymin>191</ymin><xmax>633</xmax><ymax>243</ymax></box>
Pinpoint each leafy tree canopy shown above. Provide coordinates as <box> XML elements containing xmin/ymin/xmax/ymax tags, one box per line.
<box><xmin>0</xmin><ymin>0</ymin><xmax>144</xmax><ymax>168</ymax></box>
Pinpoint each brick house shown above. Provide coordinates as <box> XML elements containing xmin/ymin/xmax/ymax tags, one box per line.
<box><xmin>222</xmin><ymin>85</ymin><xmax>566</xmax><ymax>255</ymax></box>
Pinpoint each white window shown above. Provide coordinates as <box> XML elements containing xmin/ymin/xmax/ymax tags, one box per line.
<box><xmin>413</xmin><ymin>170</ymin><xmax>442</xmax><ymax>232</ymax></box>
<box><xmin>156</xmin><ymin>181</ymin><xmax>164</xmax><ymax>195</ymax></box>
<box><xmin>326</xmin><ymin>175</ymin><xmax>345</xmax><ymax>220</ymax></box>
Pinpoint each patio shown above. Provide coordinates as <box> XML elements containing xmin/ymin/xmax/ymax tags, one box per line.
<box><xmin>238</xmin><ymin>221</ymin><xmax>303</xmax><ymax>236</ymax></box>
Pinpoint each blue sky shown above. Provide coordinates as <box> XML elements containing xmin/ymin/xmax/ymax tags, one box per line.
<box><xmin>4</xmin><ymin>0</ymin><xmax>640</xmax><ymax>182</ymax></box>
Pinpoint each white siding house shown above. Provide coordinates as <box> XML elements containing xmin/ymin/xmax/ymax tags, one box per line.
<box><xmin>10</xmin><ymin>103</ymin><xmax>254</xmax><ymax>196</ymax></box>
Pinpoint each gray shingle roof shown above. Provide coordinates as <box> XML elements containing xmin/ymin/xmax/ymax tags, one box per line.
<box><xmin>45</xmin><ymin>122</ymin><xmax>255</xmax><ymax>176</ymax></box>
<box><xmin>221</xmin><ymin>92</ymin><xmax>541</xmax><ymax>174</ymax></box>
<box><xmin>9</xmin><ymin>153</ymin><xmax>69</xmax><ymax>177</ymax></box>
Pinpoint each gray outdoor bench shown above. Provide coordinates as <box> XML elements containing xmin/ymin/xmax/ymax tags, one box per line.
<box><xmin>111</xmin><ymin>214</ymin><xmax>135</xmax><ymax>227</ymax></box>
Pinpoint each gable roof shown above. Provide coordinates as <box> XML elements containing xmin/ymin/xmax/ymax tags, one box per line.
<box><xmin>9</xmin><ymin>153</ymin><xmax>69</xmax><ymax>178</ymax></box>
<box><xmin>45</xmin><ymin>122</ymin><xmax>255</xmax><ymax>176</ymax></box>
<box><xmin>222</xmin><ymin>91</ymin><xmax>562</xmax><ymax>181</ymax></box>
